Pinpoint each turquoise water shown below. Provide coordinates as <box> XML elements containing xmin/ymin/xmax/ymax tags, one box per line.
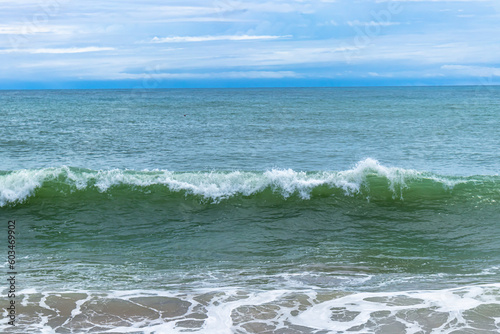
<box><xmin>2</xmin><ymin>87</ymin><xmax>499</xmax><ymax>174</ymax></box>
<box><xmin>1</xmin><ymin>87</ymin><xmax>500</xmax><ymax>333</ymax></box>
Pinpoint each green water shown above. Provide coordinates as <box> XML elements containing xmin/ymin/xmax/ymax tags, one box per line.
<box><xmin>1</xmin><ymin>87</ymin><xmax>500</xmax><ymax>333</ymax></box>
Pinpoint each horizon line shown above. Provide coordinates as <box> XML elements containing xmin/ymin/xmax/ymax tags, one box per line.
<box><xmin>1</xmin><ymin>83</ymin><xmax>500</xmax><ymax>91</ymax></box>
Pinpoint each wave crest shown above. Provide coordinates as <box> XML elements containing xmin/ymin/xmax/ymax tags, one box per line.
<box><xmin>0</xmin><ymin>159</ymin><xmax>493</xmax><ymax>207</ymax></box>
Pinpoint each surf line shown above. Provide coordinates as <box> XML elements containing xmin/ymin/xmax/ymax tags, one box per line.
<box><xmin>6</xmin><ymin>220</ymin><xmax>16</xmax><ymax>326</ymax></box>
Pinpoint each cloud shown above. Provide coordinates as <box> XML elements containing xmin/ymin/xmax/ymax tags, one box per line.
<box><xmin>441</xmin><ymin>65</ymin><xmax>500</xmax><ymax>77</ymax></box>
<box><xmin>152</xmin><ymin>17</ymin><xmax>252</xmax><ymax>23</ymax></box>
<box><xmin>150</xmin><ymin>35</ymin><xmax>290</xmax><ymax>43</ymax></box>
<box><xmin>375</xmin><ymin>0</ymin><xmax>488</xmax><ymax>2</ymax></box>
<box><xmin>0</xmin><ymin>25</ymin><xmax>72</xmax><ymax>35</ymax></box>
<box><xmin>0</xmin><ymin>47</ymin><xmax>115</xmax><ymax>54</ymax></box>
<box><xmin>347</xmin><ymin>20</ymin><xmax>401</xmax><ymax>27</ymax></box>
<box><xmin>211</xmin><ymin>1</ymin><xmax>312</xmax><ymax>14</ymax></box>
<box><xmin>1</xmin><ymin>0</ymin><xmax>500</xmax><ymax>87</ymax></box>
<box><xmin>117</xmin><ymin>71</ymin><xmax>300</xmax><ymax>80</ymax></box>
<box><xmin>317</xmin><ymin>20</ymin><xmax>339</xmax><ymax>26</ymax></box>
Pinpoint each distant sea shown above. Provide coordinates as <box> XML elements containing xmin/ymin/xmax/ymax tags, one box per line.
<box><xmin>1</xmin><ymin>87</ymin><xmax>500</xmax><ymax>333</ymax></box>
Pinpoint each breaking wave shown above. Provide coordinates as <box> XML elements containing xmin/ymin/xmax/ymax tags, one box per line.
<box><xmin>1</xmin><ymin>159</ymin><xmax>498</xmax><ymax>207</ymax></box>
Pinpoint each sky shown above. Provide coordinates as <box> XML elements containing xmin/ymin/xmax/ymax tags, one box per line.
<box><xmin>1</xmin><ymin>0</ymin><xmax>500</xmax><ymax>89</ymax></box>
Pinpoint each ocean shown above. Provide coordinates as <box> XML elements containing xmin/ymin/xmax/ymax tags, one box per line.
<box><xmin>1</xmin><ymin>87</ymin><xmax>500</xmax><ymax>333</ymax></box>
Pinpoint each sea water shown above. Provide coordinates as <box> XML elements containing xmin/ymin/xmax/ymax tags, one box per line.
<box><xmin>1</xmin><ymin>87</ymin><xmax>500</xmax><ymax>333</ymax></box>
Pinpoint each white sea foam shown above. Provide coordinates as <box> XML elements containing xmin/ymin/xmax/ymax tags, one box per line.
<box><xmin>0</xmin><ymin>167</ymin><xmax>59</xmax><ymax>206</ymax></box>
<box><xmin>0</xmin><ymin>159</ymin><xmax>473</xmax><ymax>206</ymax></box>
<box><xmin>4</xmin><ymin>284</ymin><xmax>500</xmax><ymax>333</ymax></box>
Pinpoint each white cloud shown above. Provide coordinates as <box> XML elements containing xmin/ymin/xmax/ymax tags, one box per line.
<box><xmin>347</xmin><ymin>20</ymin><xmax>401</xmax><ymax>27</ymax></box>
<box><xmin>376</xmin><ymin>0</ymin><xmax>488</xmax><ymax>2</ymax></box>
<box><xmin>0</xmin><ymin>47</ymin><xmax>115</xmax><ymax>54</ymax></box>
<box><xmin>211</xmin><ymin>1</ymin><xmax>312</xmax><ymax>14</ymax></box>
<box><xmin>154</xmin><ymin>17</ymin><xmax>253</xmax><ymax>23</ymax></box>
<box><xmin>317</xmin><ymin>20</ymin><xmax>339</xmax><ymax>26</ymax></box>
<box><xmin>117</xmin><ymin>71</ymin><xmax>300</xmax><ymax>79</ymax></box>
<box><xmin>441</xmin><ymin>65</ymin><xmax>500</xmax><ymax>77</ymax></box>
<box><xmin>0</xmin><ymin>25</ymin><xmax>72</xmax><ymax>35</ymax></box>
<box><xmin>150</xmin><ymin>35</ymin><xmax>290</xmax><ymax>43</ymax></box>
<box><xmin>1</xmin><ymin>0</ymin><xmax>500</xmax><ymax>85</ymax></box>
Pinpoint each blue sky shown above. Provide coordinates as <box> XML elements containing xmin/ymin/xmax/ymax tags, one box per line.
<box><xmin>1</xmin><ymin>0</ymin><xmax>500</xmax><ymax>88</ymax></box>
